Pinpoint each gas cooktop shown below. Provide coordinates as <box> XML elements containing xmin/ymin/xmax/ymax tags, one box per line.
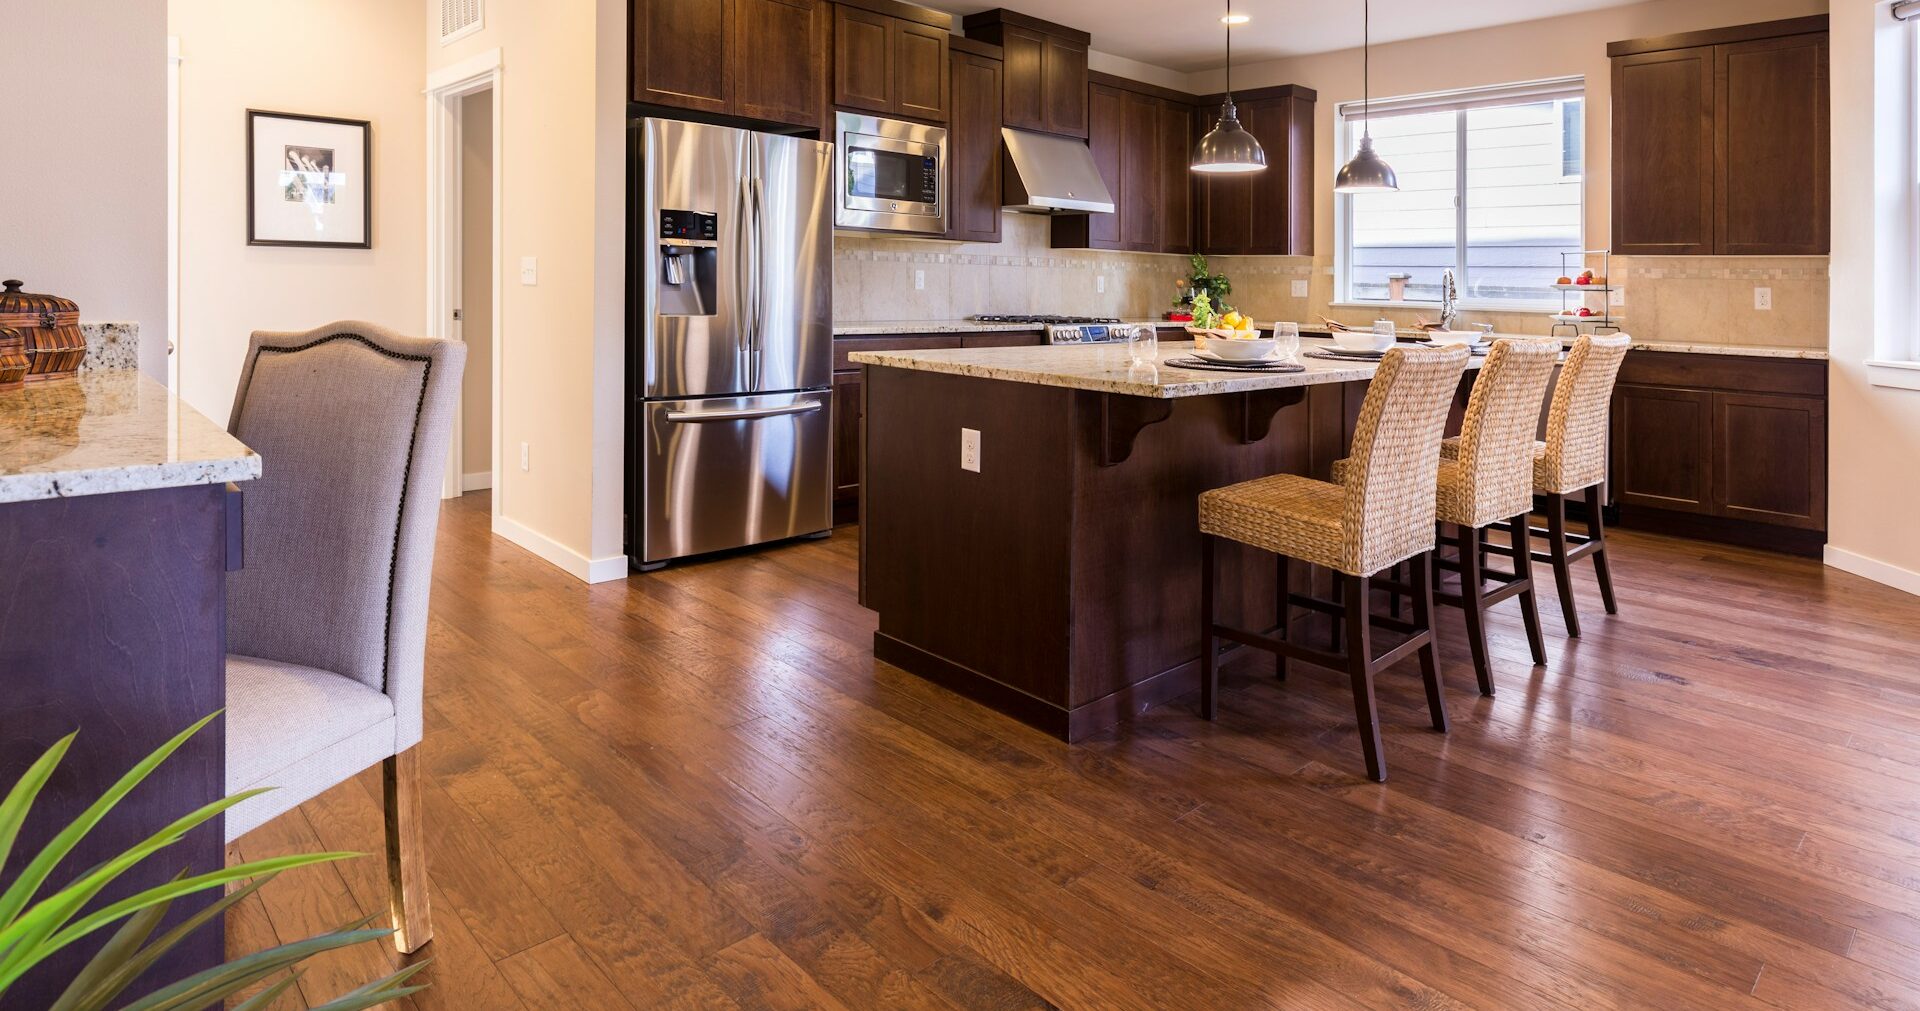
<box><xmin>968</xmin><ymin>314</ymin><xmax>1124</xmax><ymax>325</ymax></box>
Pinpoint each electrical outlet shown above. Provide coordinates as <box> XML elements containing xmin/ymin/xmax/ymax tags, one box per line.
<box><xmin>960</xmin><ymin>428</ymin><xmax>981</xmax><ymax>473</ymax></box>
<box><xmin>1754</xmin><ymin>287</ymin><xmax>1773</xmax><ymax>311</ymax></box>
<box><xmin>520</xmin><ymin>257</ymin><xmax>538</xmax><ymax>285</ymax></box>
<box><xmin>1609</xmin><ymin>287</ymin><xmax>1626</xmax><ymax>307</ymax></box>
<box><xmin>914</xmin><ymin>269</ymin><xmax>925</xmax><ymax>291</ymax></box>
<box><xmin>1096</xmin><ymin>275</ymin><xmax>1107</xmax><ymax>294</ymax></box>
<box><xmin>1291</xmin><ymin>279</ymin><xmax>1309</xmax><ymax>299</ymax></box>
<box><xmin>520</xmin><ymin>442</ymin><xmax>530</xmax><ymax>472</ymax></box>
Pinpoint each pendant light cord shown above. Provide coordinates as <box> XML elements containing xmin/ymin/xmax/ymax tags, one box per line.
<box><xmin>1362</xmin><ymin>0</ymin><xmax>1371</xmax><ymax>140</ymax></box>
<box><xmin>1224</xmin><ymin>0</ymin><xmax>1233</xmax><ymax>101</ymax></box>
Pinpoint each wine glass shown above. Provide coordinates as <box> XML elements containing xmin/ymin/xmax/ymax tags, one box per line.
<box><xmin>1127</xmin><ymin>324</ymin><xmax>1159</xmax><ymax>367</ymax></box>
<box><xmin>1272</xmin><ymin>322</ymin><xmax>1301</xmax><ymax>361</ymax></box>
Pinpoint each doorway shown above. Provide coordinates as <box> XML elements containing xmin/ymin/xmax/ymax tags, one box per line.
<box><xmin>457</xmin><ymin>89</ymin><xmax>493</xmax><ymax>494</ymax></box>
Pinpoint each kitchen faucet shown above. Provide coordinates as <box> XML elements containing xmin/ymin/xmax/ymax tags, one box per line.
<box><xmin>1439</xmin><ymin>268</ymin><xmax>1458</xmax><ymax>332</ymax></box>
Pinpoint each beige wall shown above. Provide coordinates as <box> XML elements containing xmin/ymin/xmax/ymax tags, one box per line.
<box><xmin>1826</xmin><ymin>0</ymin><xmax>1920</xmax><ymax>593</ymax></box>
<box><xmin>170</xmin><ymin>0</ymin><xmax>428</xmax><ymax>422</ymax></box>
<box><xmin>5</xmin><ymin>0</ymin><xmax>166</xmax><ymax>376</ymax></box>
<box><xmin>460</xmin><ymin>89</ymin><xmax>494</xmax><ymax>487</ymax></box>
<box><xmin>430</xmin><ymin>0</ymin><xmax>628</xmax><ymax>580</ymax></box>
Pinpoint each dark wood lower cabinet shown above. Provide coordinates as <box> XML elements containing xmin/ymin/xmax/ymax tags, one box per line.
<box><xmin>1610</xmin><ymin>352</ymin><xmax>1827</xmax><ymax>555</ymax></box>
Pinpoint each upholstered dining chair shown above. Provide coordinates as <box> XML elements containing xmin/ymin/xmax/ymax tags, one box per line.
<box><xmin>222</xmin><ymin>321</ymin><xmax>466</xmax><ymax>954</ymax></box>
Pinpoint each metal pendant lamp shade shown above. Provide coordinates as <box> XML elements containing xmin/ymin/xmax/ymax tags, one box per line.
<box><xmin>1334</xmin><ymin>0</ymin><xmax>1399</xmax><ymax>193</ymax></box>
<box><xmin>1192</xmin><ymin>2</ymin><xmax>1267</xmax><ymax>174</ymax></box>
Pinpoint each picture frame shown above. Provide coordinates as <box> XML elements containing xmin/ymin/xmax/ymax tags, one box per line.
<box><xmin>246</xmin><ymin>109</ymin><xmax>372</xmax><ymax>248</ymax></box>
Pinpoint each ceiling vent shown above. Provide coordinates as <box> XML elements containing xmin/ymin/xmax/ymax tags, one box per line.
<box><xmin>440</xmin><ymin>0</ymin><xmax>483</xmax><ymax>45</ymax></box>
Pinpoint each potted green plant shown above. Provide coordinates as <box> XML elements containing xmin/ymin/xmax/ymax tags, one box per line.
<box><xmin>0</xmin><ymin>714</ymin><xmax>428</xmax><ymax>1010</ymax></box>
<box><xmin>1173</xmin><ymin>254</ymin><xmax>1234</xmax><ymax>316</ymax></box>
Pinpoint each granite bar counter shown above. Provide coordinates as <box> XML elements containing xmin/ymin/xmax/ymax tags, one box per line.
<box><xmin>0</xmin><ymin>369</ymin><xmax>258</xmax><ymax>1003</ymax></box>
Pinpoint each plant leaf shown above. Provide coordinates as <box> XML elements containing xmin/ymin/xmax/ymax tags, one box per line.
<box><xmin>226</xmin><ymin>968</ymin><xmax>305</xmax><ymax>1011</ymax></box>
<box><xmin>0</xmin><ymin>733</ymin><xmax>74</xmax><ymax>881</ymax></box>
<box><xmin>59</xmin><ymin>873</ymin><xmax>280</xmax><ymax>1011</ymax></box>
<box><xmin>119</xmin><ymin>923</ymin><xmax>394</xmax><ymax>1011</ymax></box>
<box><xmin>48</xmin><ymin>870</ymin><xmax>183</xmax><ymax>1011</ymax></box>
<box><xmin>308</xmin><ymin>959</ymin><xmax>434</xmax><ymax>1011</ymax></box>
<box><xmin>0</xmin><ymin>713</ymin><xmax>219</xmax><ymax>932</ymax></box>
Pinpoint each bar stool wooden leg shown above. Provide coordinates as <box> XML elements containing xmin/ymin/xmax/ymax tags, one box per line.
<box><xmin>1511</xmin><ymin>511</ymin><xmax>1548</xmax><ymax>667</ymax></box>
<box><xmin>1409</xmin><ymin>551</ymin><xmax>1447</xmax><ymax>733</ymax></box>
<box><xmin>1585</xmin><ymin>483</ymin><xmax>1619</xmax><ymax>615</ymax></box>
<box><xmin>1330</xmin><ymin>575</ymin><xmax>1346</xmax><ymax>653</ymax></box>
<box><xmin>1341</xmin><ymin>573</ymin><xmax>1386</xmax><ymax>782</ymax></box>
<box><xmin>1456</xmin><ymin>522</ymin><xmax>1495</xmax><ymax>696</ymax></box>
<box><xmin>1200</xmin><ymin>535</ymin><xmax>1219</xmax><ymax>720</ymax></box>
<box><xmin>1274</xmin><ymin>553</ymin><xmax>1290</xmax><ymax>681</ymax></box>
<box><xmin>1545</xmin><ymin>492</ymin><xmax>1581</xmax><ymax>638</ymax></box>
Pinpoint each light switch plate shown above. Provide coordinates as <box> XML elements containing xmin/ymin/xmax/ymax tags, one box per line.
<box><xmin>960</xmin><ymin>428</ymin><xmax>981</xmax><ymax>473</ymax></box>
<box><xmin>1096</xmin><ymin>275</ymin><xmax>1107</xmax><ymax>294</ymax></box>
<box><xmin>1754</xmin><ymin>287</ymin><xmax>1773</xmax><ymax>311</ymax></box>
<box><xmin>1610</xmin><ymin>287</ymin><xmax>1626</xmax><ymax>306</ymax></box>
<box><xmin>914</xmin><ymin>269</ymin><xmax>925</xmax><ymax>291</ymax></box>
<box><xmin>519</xmin><ymin>442</ymin><xmax>530</xmax><ymax>471</ymax></box>
<box><xmin>1291</xmin><ymin>279</ymin><xmax>1309</xmax><ymax>298</ymax></box>
<box><xmin>520</xmin><ymin>257</ymin><xmax>537</xmax><ymax>285</ymax></box>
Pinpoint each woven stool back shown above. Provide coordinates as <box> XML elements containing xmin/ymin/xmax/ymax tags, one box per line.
<box><xmin>1341</xmin><ymin>344</ymin><xmax>1472</xmax><ymax>574</ymax></box>
<box><xmin>1539</xmin><ymin>333</ymin><xmax>1631</xmax><ymax>494</ymax></box>
<box><xmin>1448</xmin><ymin>338</ymin><xmax>1562</xmax><ymax>527</ymax></box>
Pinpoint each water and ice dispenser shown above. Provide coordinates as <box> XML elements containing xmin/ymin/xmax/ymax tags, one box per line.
<box><xmin>655</xmin><ymin>209</ymin><xmax>717</xmax><ymax>316</ymax></box>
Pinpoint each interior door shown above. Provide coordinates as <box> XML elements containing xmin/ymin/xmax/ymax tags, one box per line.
<box><xmin>644</xmin><ymin>118</ymin><xmax>751</xmax><ymax>399</ymax></box>
<box><xmin>641</xmin><ymin>391</ymin><xmax>833</xmax><ymax>562</ymax></box>
<box><xmin>749</xmin><ymin>132</ymin><xmax>835</xmax><ymax>394</ymax></box>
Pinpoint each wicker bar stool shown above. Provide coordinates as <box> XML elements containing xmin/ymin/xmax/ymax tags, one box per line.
<box><xmin>1342</xmin><ymin>339</ymin><xmax>1561</xmax><ymax>696</ymax></box>
<box><xmin>1198</xmin><ymin>344</ymin><xmax>1470</xmax><ymax>782</ymax></box>
<box><xmin>1454</xmin><ymin>333</ymin><xmax>1631</xmax><ymax>638</ymax></box>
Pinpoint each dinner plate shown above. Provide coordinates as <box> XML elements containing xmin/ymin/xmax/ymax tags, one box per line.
<box><xmin>1191</xmin><ymin>348</ymin><xmax>1286</xmax><ymax>367</ymax></box>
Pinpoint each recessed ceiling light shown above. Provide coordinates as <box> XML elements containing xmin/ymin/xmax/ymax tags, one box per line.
<box><xmin>1220</xmin><ymin>13</ymin><xmax>1250</xmax><ymax>24</ymax></box>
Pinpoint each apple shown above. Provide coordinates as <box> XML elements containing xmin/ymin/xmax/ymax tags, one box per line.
<box><xmin>1574</xmin><ymin>275</ymin><xmax>1591</xmax><ymax>286</ymax></box>
<box><xmin>1577</xmin><ymin>307</ymin><xmax>1594</xmax><ymax>317</ymax></box>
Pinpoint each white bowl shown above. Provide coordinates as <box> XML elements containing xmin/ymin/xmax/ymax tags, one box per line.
<box><xmin>1333</xmin><ymin>330</ymin><xmax>1395</xmax><ymax>352</ymax></box>
<box><xmin>1425</xmin><ymin>331</ymin><xmax>1481</xmax><ymax>346</ymax></box>
<box><xmin>1205</xmin><ymin>336</ymin><xmax>1277</xmax><ymax>360</ymax></box>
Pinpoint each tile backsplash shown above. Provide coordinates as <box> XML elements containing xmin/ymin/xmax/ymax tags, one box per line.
<box><xmin>835</xmin><ymin>216</ymin><xmax>1829</xmax><ymax>350</ymax></box>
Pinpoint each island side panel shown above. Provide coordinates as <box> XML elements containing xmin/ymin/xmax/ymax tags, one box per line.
<box><xmin>0</xmin><ymin>484</ymin><xmax>230</xmax><ymax>1008</ymax></box>
<box><xmin>864</xmin><ymin>366</ymin><xmax>1077</xmax><ymax>725</ymax></box>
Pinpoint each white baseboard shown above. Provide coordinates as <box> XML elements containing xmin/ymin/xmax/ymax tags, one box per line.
<box><xmin>491</xmin><ymin>514</ymin><xmax>630</xmax><ymax>584</ymax></box>
<box><xmin>1824</xmin><ymin>544</ymin><xmax>1920</xmax><ymax>598</ymax></box>
<box><xmin>461</xmin><ymin>470</ymin><xmax>492</xmax><ymax>492</ymax></box>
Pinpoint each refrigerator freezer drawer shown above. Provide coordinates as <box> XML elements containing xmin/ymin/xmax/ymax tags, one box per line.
<box><xmin>640</xmin><ymin>391</ymin><xmax>833</xmax><ymax>564</ymax></box>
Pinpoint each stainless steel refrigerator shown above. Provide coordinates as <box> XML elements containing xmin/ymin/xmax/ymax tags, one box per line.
<box><xmin>631</xmin><ymin>118</ymin><xmax>834</xmax><ymax>570</ymax></box>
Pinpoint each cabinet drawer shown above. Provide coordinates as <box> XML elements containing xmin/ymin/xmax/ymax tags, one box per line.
<box><xmin>1618</xmin><ymin>351</ymin><xmax>1825</xmax><ymax>397</ymax></box>
<box><xmin>833</xmin><ymin>334</ymin><xmax>966</xmax><ymax>371</ymax></box>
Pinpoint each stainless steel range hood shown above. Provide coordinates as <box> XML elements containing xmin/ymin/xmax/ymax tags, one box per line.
<box><xmin>1000</xmin><ymin>127</ymin><xmax>1115</xmax><ymax>214</ymax></box>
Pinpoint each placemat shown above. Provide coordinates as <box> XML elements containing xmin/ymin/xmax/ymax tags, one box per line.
<box><xmin>1164</xmin><ymin>356</ymin><xmax>1306</xmax><ymax>374</ymax></box>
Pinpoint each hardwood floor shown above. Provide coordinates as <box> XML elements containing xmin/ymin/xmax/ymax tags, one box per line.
<box><xmin>228</xmin><ymin>492</ymin><xmax>1920</xmax><ymax>1009</ymax></box>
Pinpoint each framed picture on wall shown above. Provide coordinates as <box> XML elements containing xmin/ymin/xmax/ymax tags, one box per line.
<box><xmin>246</xmin><ymin>109</ymin><xmax>372</xmax><ymax>248</ymax></box>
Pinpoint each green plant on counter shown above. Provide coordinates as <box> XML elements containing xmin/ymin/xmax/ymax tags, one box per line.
<box><xmin>1176</xmin><ymin>254</ymin><xmax>1233</xmax><ymax>309</ymax></box>
<box><xmin>0</xmin><ymin>713</ymin><xmax>429</xmax><ymax>1010</ymax></box>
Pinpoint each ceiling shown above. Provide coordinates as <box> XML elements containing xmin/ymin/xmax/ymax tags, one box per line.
<box><xmin>930</xmin><ymin>0</ymin><xmax>1650</xmax><ymax>72</ymax></box>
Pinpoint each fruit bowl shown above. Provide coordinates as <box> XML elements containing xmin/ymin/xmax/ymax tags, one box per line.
<box><xmin>1331</xmin><ymin>330</ymin><xmax>1396</xmax><ymax>352</ymax></box>
<box><xmin>1204</xmin><ymin>336</ymin><xmax>1278</xmax><ymax>360</ymax></box>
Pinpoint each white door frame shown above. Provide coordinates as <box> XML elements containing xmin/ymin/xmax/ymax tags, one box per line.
<box><xmin>166</xmin><ymin>36</ymin><xmax>181</xmax><ymax>393</ymax></box>
<box><xmin>426</xmin><ymin>50</ymin><xmax>503</xmax><ymax>514</ymax></box>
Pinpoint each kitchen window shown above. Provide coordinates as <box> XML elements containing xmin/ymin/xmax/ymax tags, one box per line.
<box><xmin>1336</xmin><ymin>77</ymin><xmax>1586</xmax><ymax>310</ymax></box>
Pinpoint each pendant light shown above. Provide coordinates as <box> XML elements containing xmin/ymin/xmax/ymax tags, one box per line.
<box><xmin>1335</xmin><ymin>0</ymin><xmax>1398</xmax><ymax>192</ymax></box>
<box><xmin>1191</xmin><ymin>1</ymin><xmax>1266</xmax><ymax>174</ymax></box>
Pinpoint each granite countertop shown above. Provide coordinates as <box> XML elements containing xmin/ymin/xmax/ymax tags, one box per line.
<box><xmin>0</xmin><ymin>371</ymin><xmax>260</xmax><ymax>504</ymax></box>
<box><xmin>847</xmin><ymin>338</ymin><xmax>1499</xmax><ymax>399</ymax></box>
<box><xmin>1627</xmin><ymin>341</ymin><xmax>1827</xmax><ymax>360</ymax></box>
<box><xmin>834</xmin><ymin>318</ymin><xmax>1196</xmax><ymax>336</ymax></box>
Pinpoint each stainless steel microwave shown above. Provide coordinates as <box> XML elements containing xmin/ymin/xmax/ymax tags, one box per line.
<box><xmin>834</xmin><ymin>111</ymin><xmax>946</xmax><ymax>235</ymax></box>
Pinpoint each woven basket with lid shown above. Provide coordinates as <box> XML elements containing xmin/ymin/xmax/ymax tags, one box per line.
<box><xmin>0</xmin><ymin>280</ymin><xmax>85</xmax><ymax>383</ymax></box>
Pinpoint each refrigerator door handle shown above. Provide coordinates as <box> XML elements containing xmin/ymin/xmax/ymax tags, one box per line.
<box><xmin>748</xmin><ymin>175</ymin><xmax>766</xmax><ymax>388</ymax></box>
<box><xmin>664</xmin><ymin>401</ymin><xmax>823</xmax><ymax>424</ymax></box>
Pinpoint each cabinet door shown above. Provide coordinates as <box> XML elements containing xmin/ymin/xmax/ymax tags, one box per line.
<box><xmin>892</xmin><ymin>21</ymin><xmax>949</xmax><ymax>122</ymax></box>
<box><xmin>1197</xmin><ymin>104</ymin><xmax>1253</xmax><ymax>255</ymax></box>
<box><xmin>998</xmin><ymin>26</ymin><xmax>1047</xmax><ymax>132</ymax></box>
<box><xmin>834</xmin><ymin>5</ymin><xmax>894</xmax><ymax>113</ymax></box>
<box><xmin>1159</xmin><ymin>99</ymin><xmax>1193</xmax><ymax>254</ymax></box>
<box><xmin>833</xmin><ymin>370</ymin><xmax>863</xmax><ymax>518</ymax></box>
<box><xmin>1612</xmin><ymin>384</ymin><xmax>1715</xmax><ymax>514</ymax></box>
<box><xmin>946</xmin><ymin>52</ymin><xmax>1003</xmax><ymax>243</ymax></box>
<box><xmin>734</xmin><ymin>0</ymin><xmax>824</xmax><ymax>127</ymax></box>
<box><xmin>1120</xmin><ymin>90</ymin><xmax>1160</xmax><ymax>251</ymax></box>
<box><xmin>1716</xmin><ymin>34</ymin><xmax>1829</xmax><ymax>255</ymax></box>
<box><xmin>633</xmin><ymin>0</ymin><xmax>733</xmax><ymax>112</ymax></box>
<box><xmin>1041</xmin><ymin>36</ymin><xmax>1089</xmax><ymax>138</ymax></box>
<box><xmin>1084</xmin><ymin>84</ymin><xmax>1125</xmax><ymax>247</ymax></box>
<box><xmin>1713</xmin><ymin>391</ymin><xmax>1826</xmax><ymax>529</ymax></box>
<box><xmin>1611</xmin><ymin>47</ymin><xmax>1715</xmax><ymax>255</ymax></box>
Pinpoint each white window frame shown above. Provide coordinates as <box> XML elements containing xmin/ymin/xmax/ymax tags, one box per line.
<box><xmin>1868</xmin><ymin>5</ymin><xmax>1920</xmax><ymax>387</ymax></box>
<box><xmin>1333</xmin><ymin>76</ymin><xmax>1587</xmax><ymax>313</ymax></box>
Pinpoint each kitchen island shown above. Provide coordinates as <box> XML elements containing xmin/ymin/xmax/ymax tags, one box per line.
<box><xmin>0</xmin><ymin>370</ymin><xmax>258</xmax><ymax>1003</ymax></box>
<box><xmin>852</xmin><ymin>340</ymin><xmax>1472</xmax><ymax>740</ymax></box>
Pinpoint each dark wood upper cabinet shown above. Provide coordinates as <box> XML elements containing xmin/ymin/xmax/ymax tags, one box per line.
<box><xmin>1158</xmin><ymin>99</ymin><xmax>1193</xmax><ymax>255</ymax></box>
<box><xmin>963</xmin><ymin>11</ymin><xmax>1090</xmax><ymax>139</ymax></box>
<box><xmin>1118</xmin><ymin>90</ymin><xmax>1160</xmax><ymax>251</ymax></box>
<box><xmin>1716</xmin><ymin>33</ymin><xmax>1829</xmax><ymax>255</ymax></box>
<box><xmin>1609</xmin><ymin>16</ymin><xmax>1828</xmax><ymax>256</ymax></box>
<box><xmin>832</xmin><ymin>1</ymin><xmax>950</xmax><ymax>123</ymax></box>
<box><xmin>946</xmin><ymin>44</ymin><xmax>1004</xmax><ymax>243</ymax></box>
<box><xmin>833</xmin><ymin>5</ymin><xmax>895</xmax><ymax>113</ymax></box>
<box><xmin>633</xmin><ymin>0</ymin><xmax>826</xmax><ymax>129</ymax></box>
<box><xmin>1195</xmin><ymin>86</ymin><xmax>1316</xmax><ymax>256</ymax></box>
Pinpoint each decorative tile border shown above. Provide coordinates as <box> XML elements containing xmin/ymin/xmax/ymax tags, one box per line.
<box><xmin>1617</xmin><ymin>256</ymin><xmax>1828</xmax><ymax>282</ymax></box>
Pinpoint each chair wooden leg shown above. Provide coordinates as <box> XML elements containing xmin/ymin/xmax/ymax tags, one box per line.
<box><xmin>1330</xmin><ymin>575</ymin><xmax>1345</xmax><ymax>653</ymax></box>
<box><xmin>1409</xmin><ymin>551</ymin><xmax>1447</xmax><ymax>733</ymax></box>
<box><xmin>1200</xmin><ymin>535</ymin><xmax>1219</xmax><ymax>720</ymax></box>
<box><xmin>1511</xmin><ymin>512</ymin><xmax>1547</xmax><ymax>667</ymax></box>
<box><xmin>1274</xmin><ymin>553</ymin><xmax>1290</xmax><ymax>681</ymax></box>
<box><xmin>1342</xmin><ymin>573</ymin><xmax>1385</xmax><ymax>782</ymax></box>
<box><xmin>1585</xmin><ymin>483</ymin><xmax>1619</xmax><ymax>615</ymax></box>
<box><xmin>383</xmin><ymin>749</ymin><xmax>433</xmax><ymax>953</ymax></box>
<box><xmin>1544</xmin><ymin>492</ymin><xmax>1581</xmax><ymax>638</ymax></box>
<box><xmin>1457</xmin><ymin>523</ymin><xmax>1494</xmax><ymax>697</ymax></box>
<box><xmin>1388</xmin><ymin>559</ymin><xmax>1404</xmax><ymax>620</ymax></box>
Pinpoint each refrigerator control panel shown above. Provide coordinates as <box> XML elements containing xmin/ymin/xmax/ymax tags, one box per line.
<box><xmin>659</xmin><ymin>209</ymin><xmax>718</xmax><ymax>243</ymax></box>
